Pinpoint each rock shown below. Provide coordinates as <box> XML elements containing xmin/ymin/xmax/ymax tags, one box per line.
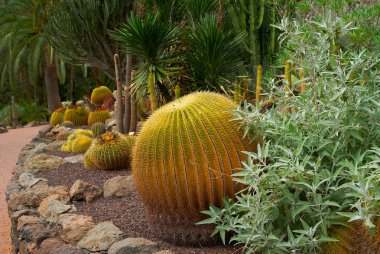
<box><xmin>24</xmin><ymin>153</ymin><xmax>64</xmax><ymax>172</ymax></box>
<box><xmin>105</xmin><ymin>117</ymin><xmax>117</xmax><ymax>130</ymax></box>
<box><xmin>8</xmin><ymin>182</ymin><xmax>68</xmax><ymax>211</ymax></box>
<box><xmin>26</xmin><ymin>143</ymin><xmax>47</xmax><ymax>159</ymax></box>
<box><xmin>38</xmin><ymin>238</ymin><xmax>84</xmax><ymax>254</ymax></box>
<box><xmin>77</xmin><ymin>221</ymin><xmax>122</xmax><ymax>252</ymax></box>
<box><xmin>64</xmin><ymin>154</ymin><xmax>84</xmax><ymax>164</ymax></box>
<box><xmin>69</xmin><ymin>180</ymin><xmax>102</xmax><ymax>203</ymax></box>
<box><xmin>17</xmin><ymin>215</ymin><xmax>40</xmax><ymax>231</ymax></box>
<box><xmin>58</xmin><ymin>214</ymin><xmax>95</xmax><ymax>245</ymax></box>
<box><xmin>18</xmin><ymin>172</ymin><xmax>47</xmax><ymax>188</ymax></box>
<box><xmin>38</xmin><ymin>194</ymin><xmax>74</xmax><ymax>223</ymax></box>
<box><xmin>153</xmin><ymin>251</ymin><xmax>175</xmax><ymax>254</ymax></box>
<box><xmin>49</xmin><ymin>244</ymin><xmax>84</xmax><ymax>254</ymax></box>
<box><xmin>46</xmin><ymin>141</ymin><xmax>66</xmax><ymax>151</ymax></box>
<box><xmin>0</xmin><ymin>127</ymin><xmax>8</xmax><ymax>133</ymax></box>
<box><xmin>20</xmin><ymin>223</ymin><xmax>60</xmax><ymax>246</ymax></box>
<box><xmin>24</xmin><ymin>121</ymin><xmax>40</xmax><ymax>127</ymax></box>
<box><xmin>103</xmin><ymin>175</ymin><xmax>136</xmax><ymax>198</ymax></box>
<box><xmin>108</xmin><ymin>238</ymin><xmax>159</xmax><ymax>254</ymax></box>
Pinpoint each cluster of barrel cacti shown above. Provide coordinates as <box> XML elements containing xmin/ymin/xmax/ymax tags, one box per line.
<box><xmin>132</xmin><ymin>92</ymin><xmax>257</xmax><ymax>244</ymax></box>
<box><xmin>61</xmin><ymin>129</ymin><xmax>93</xmax><ymax>153</ymax></box>
<box><xmin>88</xmin><ymin>109</ymin><xmax>111</xmax><ymax>125</ymax></box>
<box><xmin>84</xmin><ymin>133</ymin><xmax>134</xmax><ymax>170</ymax></box>
<box><xmin>63</xmin><ymin>105</ymin><xmax>89</xmax><ymax>126</ymax></box>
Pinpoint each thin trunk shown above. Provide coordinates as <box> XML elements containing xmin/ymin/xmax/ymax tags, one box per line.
<box><xmin>70</xmin><ymin>66</ymin><xmax>75</xmax><ymax>101</ymax></box>
<box><xmin>124</xmin><ymin>54</ymin><xmax>132</xmax><ymax>134</ymax></box>
<box><xmin>114</xmin><ymin>54</ymin><xmax>124</xmax><ymax>133</ymax></box>
<box><xmin>130</xmin><ymin>70</ymin><xmax>138</xmax><ymax>133</ymax></box>
<box><xmin>44</xmin><ymin>44</ymin><xmax>61</xmax><ymax>113</ymax></box>
<box><xmin>148</xmin><ymin>70</ymin><xmax>157</xmax><ymax>112</ymax></box>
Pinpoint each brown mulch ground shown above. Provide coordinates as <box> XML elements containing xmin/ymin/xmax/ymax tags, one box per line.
<box><xmin>37</xmin><ymin>147</ymin><xmax>241</xmax><ymax>254</ymax></box>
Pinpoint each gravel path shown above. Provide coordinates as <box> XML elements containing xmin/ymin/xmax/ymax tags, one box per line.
<box><xmin>0</xmin><ymin>125</ymin><xmax>48</xmax><ymax>254</ymax></box>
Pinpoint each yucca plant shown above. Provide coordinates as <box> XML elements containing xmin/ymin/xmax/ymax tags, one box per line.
<box><xmin>110</xmin><ymin>12</ymin><xmax>180</xmax><ymax>112</ymax></box>
<box><xmin>184</xmin><ymin>15</ymin><xmax>244</xmax><ymax>91</ymax></box>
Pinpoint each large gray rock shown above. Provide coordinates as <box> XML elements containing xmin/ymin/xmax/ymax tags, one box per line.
<box><xmin>58</xmin><ymin>214</ymin><xmax>95</xmax><ymax>245</ymax></box>
<box><xmin>8</xmin><ymin>182</ymin><xmax>68</xmax><ymax>211</ymax></box>
<box><xmin>17</xmin><ymin>215</ymin><xmax>40</xmax><ymax>231</ymax></box>
<box><xmin>24</xmin><ymin>153</ymin><xmax>64</xmax><ymax>172</ymax></box>
<box><xmin>77</xmin><ymin>221</ymin><xmax>122</xmax><ymax>252</ymax></box>
<box><xmin>38</xmin><ymin>195</ymin><xmax>74</xmax><ymax>223</ymax></box>
<box><xmin>69</xmin><ymin>180</ymin><xmax>102</xmax><ymax>203</ymax></box>
<box><xmin>26</xmin><ymin>143</ymin><xmax>47</xmax><ymax>159</ymax></box>
<box><xmin>64</xmin><ymin>154</ymin><xmax>84</xmax><ymax>164</ymax></box>
<box><xmin>108</xmin><ymin>238</ymin><xmax>159</xmax><ymax>254</ymax></box>
<box><xmin>103</xmin><ymin>175</ymin><xmax>136</xmax><ymax>198</ymax></box>
<box><xmin>18</xmin><ymin>172</ymin><xmax>47</xmax><ymax>188</ymax></box>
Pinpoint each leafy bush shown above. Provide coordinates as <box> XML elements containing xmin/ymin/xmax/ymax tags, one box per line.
<box><xmin>0</xmin><ymin>102</ymin><xmax>48</xmax><ymax>125</ymax></box>
<box><xmin>200</xmin><ymin>14</ymin><xmax>380</xmax><ymax>254</ymax></box>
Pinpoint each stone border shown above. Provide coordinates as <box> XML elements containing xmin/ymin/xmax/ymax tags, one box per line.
<box><xmin>5</xmin><ymin>126</ymin><xmax>172</xmax><ymax>254</ymax></box>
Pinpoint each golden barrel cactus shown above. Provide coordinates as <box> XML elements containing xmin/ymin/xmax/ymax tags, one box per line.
<box><xmin>91</xmin><ymin>122</ymin><xmax>106</xmax><ymax>138</ymax></box>
<box><xmin>132</xmin><ymin>92</ymin><xmax>257</xmax><ymax>244</ymax></box>
<box><xmin>84</xmin><ymin>133</ymin><xmax>132</xmax><ymax>170</ymax></box>
<box><xmin>71</xmin><ymin>136</ymin><xmax>93</xmax><ymax>153</ymax></box>
<box><xmin>63</xmin><ymin>105</ymin><xmax>89</xmax><ymax>126</ymax></box>
<box><xmin>323</xmin><ymin>221</ymin><xmax>380</xmax><ymax>254</ymax></box>
<box><xmin>91</xmin><ymin>86</ymin><xmax>113</xmax><ymax>105</ymax></box>
<box><xmin>50</xmin><ymin>107</ymin><xmax>66</xmax><ymax>126</ymax></box>
<box><xmin>88</xmin><ymin>109</ymin><xmax>111</xmax><ymax>125</ymax></box>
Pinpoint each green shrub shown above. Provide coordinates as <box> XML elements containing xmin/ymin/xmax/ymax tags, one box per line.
<box><xmin>201</xmin><ymin>14</ymin><xmax>380</xmax><ymax>253</ymax></box>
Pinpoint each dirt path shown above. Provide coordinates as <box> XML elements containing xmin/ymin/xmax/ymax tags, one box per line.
<box><xmin>0</xmin><ymin>125</ymin><xmax>48</xmax><ymax>254</ymax></box>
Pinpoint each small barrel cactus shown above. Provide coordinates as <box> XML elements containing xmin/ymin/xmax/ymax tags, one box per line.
<box><xmin>50</xmin><ymin>107</ymin><xmax>66</xmax><ymax>126</ymax></box>
<box><xmin>132</xmin><ymin>91</ymin><xmax>257</xmax><ymax>244</ymax></box>
<box><xmin>71</xmin><ymin>136</ymin><xmax>93</xmax><ymax>153</ymax></box>
<box><xmin>64</xmin><ymin>105</ymin><xmax>89</xmax><ymax>126</ymax></box>
<box><xmin>88</xmin><ymin>109</ymin><xmax>111</xmax><ymax>125</ymax></box>
<box><xmin>91</xmin><ymin>86</ymin><xmax>113</xmax><ymax>105</ymax></box>
<box><xmin>61</xmin><ymin>129</ymin><xmax>93</xmax><ymax>152</ymax></box>
<box><xmin>57</xmin><ymin>130</ymin><xmax>71</xmax><ymax>141</ymax></box>
<box><xmin>91</xmin><ymin>122</ymin><xmax>106</xmax><ymax>138</ymax></box>
<box><xmin>84</xmin><ymin>132</ymin><xmax>132</xmax><ymax>170</ymax></box>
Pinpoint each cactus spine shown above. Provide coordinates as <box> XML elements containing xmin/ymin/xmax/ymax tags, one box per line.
<box><xmin>132</xmin><ymin>92</ymin><xmax>257</xmax><ymax>244</ymax></box>
<box><xmin>50</xmin><ymin>107</ymin><xmax>66</xmax><ymax>126</ymax></box>
<box><xmin>88</xmin><ymin>109</ymin><xmax>111</xmax><ymax>125</ymax></box>
<box><xmin>91</xmin><ymin>122</ymin><xmax>106</xmax><ymax>138</ymax></box>
<box><xmin>84</xmin><ymin>132</ymin><xmax>132</xmax><ymax>170</ymax></box>
<box><xmin>91</xmin><ymin>86</ymin><xmax>113</xmax><ymax>105</ymax></box>
<box><xmin>71</xmin><ymin>136</ymin><xmax>93</xmax><ymax>153</ymax></box>
<box><xmin>256</xmin><ymin>64</ymin><xmax>263</xmax><ymax>106</ymax></box>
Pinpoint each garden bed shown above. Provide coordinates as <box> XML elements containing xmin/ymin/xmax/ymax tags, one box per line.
<box><xmin>6</xmin><ymin>127</ymin><xmax>239</xmax><ymax>254</ymax></box>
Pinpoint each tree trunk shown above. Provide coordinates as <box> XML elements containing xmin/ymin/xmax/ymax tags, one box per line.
<box><xmin>148</xmin><ymin>71</ymin><xmax>157</xmax><ymax>112</ymax></box>
<box><xmin>123</xmin><ymin>54</ymin><xmax>132</xmax><ymax>134</ymax></box>
<box><xmin>130</xmin><ymin>70</ymin><xmax>138</xmax><ymax>133</ymax></box>
<box><xmin>114</xmin><ymin>54</ymin><xmax>124</xmax><ymax>133</ymax></box>
<box><xmin>44</xmin><ymin>44</ymin><xmax>61</xmax><ymax>113</ymax></box>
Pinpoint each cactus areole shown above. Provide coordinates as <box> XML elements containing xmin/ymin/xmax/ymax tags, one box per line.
<box><xmin>132</xmin><ymin>91</ymin><xmax>257</xmax><ymax>244</ymax></box>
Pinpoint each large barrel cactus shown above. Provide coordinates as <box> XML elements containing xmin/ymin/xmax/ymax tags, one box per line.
<box><xmin>64</xmin><ymin>105</ymin><xmax>89</xmax><ymax>126</ymax></box>
<box><xmin>323</xmin><ymin>221</ymin><xmax>380</xmax><ymax>254</ymax></box>
<box><xmin>88</xmin><ymin>109</ymin><xmax>111</xmax><ymax>125</ymax></box>
<box><xmin>84</xmin><ymin>133</ymin><xmax>133</xmax><ymax>170</ymax></box>
<box><xmin>91</xmin><ymin>122</ymin><xmax>106</xmax><ymax>137</ymax></box>
<box><xmin>91</xmin><ymin>86</ymin><xmax>113</xmax><ymax>105</ymax></box>
<box><xmin>132</xmin><ymin>92</ymin><xmax>257</xmax><ymax>244</ymax></box>
<box><xmin>50</xmin><ymin>107</ymin><xmax>66</xmax><ymax>126</ymax></box>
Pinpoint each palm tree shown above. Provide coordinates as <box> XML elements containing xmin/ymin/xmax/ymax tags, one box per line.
<box><xmin>111</xmin><ymin>13</ymin><xmax>180</xmax><ymax>112</ymax></box>
<box><xmin>0</xmin><ymin>0</ymin><xmax>61</xmax><ymax>112</ymax></box>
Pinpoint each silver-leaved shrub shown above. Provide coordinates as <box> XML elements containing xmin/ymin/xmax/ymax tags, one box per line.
<box><xmin>200</xmin><ymin>8</ymin><xmax>380</xmax><ymax>254</ymax></box>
